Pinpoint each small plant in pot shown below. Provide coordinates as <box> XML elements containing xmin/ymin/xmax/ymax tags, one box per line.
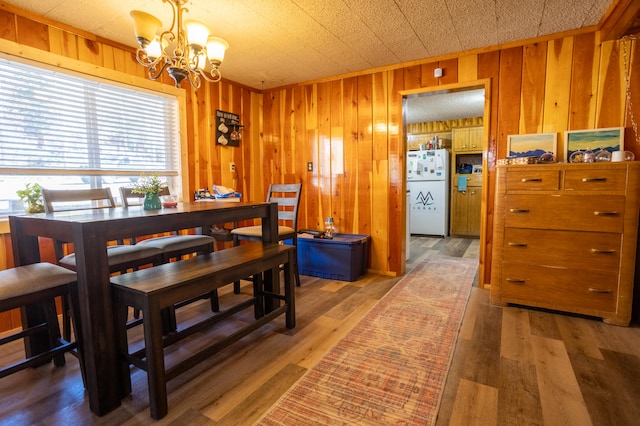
<box><xmin>131</xmin><ymin>173</ymin><xmax>167</xmax><ymax>210</ymax></box>
<box><xmin>16</xmin><ymin>182</ymin><xmax>45</xmax><ymax>213</ymax></box>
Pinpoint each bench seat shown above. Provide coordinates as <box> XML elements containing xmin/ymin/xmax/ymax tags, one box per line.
<box><xmin>110</xmin><ymin>242</ymin><xmax>295</xmax><ymax>419</ymax></box>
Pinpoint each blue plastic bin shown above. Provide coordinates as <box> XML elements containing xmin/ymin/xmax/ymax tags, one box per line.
<box><xmin>296</xmin><ymin>233</ymin><xmax>369</xmax><ymax>281</ymax></box>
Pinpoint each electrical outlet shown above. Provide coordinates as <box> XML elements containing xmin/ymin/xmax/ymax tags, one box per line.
<box><xmin>307</xmin><ymin>162</ymin><xmax>313</xmax><ymax>172</ymax></box>
<box><xmin>230</xmin><ymin>162</ymin><xmax>235</xmax><ymax>172</ymax></box>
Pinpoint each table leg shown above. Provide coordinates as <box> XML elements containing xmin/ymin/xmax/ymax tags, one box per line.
<box><xmin>262</xmin><ymin>203</ymin><xmax>281</xmax><ymax>312</ymax></box>
<box><xmin>73</xmin><ymin>226</ymin><xmax>123</xmax><ymax>415</ymax></box>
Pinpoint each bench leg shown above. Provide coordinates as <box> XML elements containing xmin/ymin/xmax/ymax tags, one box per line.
<box><xmin>284</xmin><ymin>251</ymin><xmax>295</xmax><ymax>329</ymax></box>
<box><xmin>161</xmin><ymin>307</ymin><xmax>177</xmax><ymax>334</ymax></box>
<box><xmin>67</xmin><ymin>287</ymin><xmax>87</xmax><ymax>388</ymax></box>
<box><xmin>210</xmin><ymin>290</ymin><xmax>220</xmax><ymax>312</ymax></box>
<box><xmin>263</xmin><ymin>266</ymin><xmax>280</xmax><ymax>313</ymax></box>
<box><xmin>253</xmin><ymin>273</ymin><xmax>264</xmax><ymax>320</ymax></box>
<box><xmin>44</xmin><ymin>299</ymin><xmax>66</xmax><ymax>367</ymax></box>
<box><xmin>112</xmin><ymin>298</ymin><xmax>132</xmax><ymax>397</ymax></box>
<box><xmin>143</xmin><ymin>303</ymin><xmax>169</xmax><ymax>420</ymax></box>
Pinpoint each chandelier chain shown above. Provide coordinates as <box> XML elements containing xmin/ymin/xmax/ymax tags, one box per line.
<box><xmin>622</xmin><ymin>35</ymin><xmax>638</xmax><ymax>145</ymax></box>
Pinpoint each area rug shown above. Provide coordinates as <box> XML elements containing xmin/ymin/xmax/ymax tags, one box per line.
<box><xmin>255</xmin><ymin>254</ymin><xmax>478</xmax><ymax>425</ymax></box>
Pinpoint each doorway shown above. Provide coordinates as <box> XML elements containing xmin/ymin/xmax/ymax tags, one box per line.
<box><xmin>401</xmin><ymin>80</ymin><xmax>491</xmax><ymax>287</ymax></box>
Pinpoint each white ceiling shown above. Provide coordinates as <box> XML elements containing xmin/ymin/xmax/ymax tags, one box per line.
<box><xmin>4</xmin><ymin>0</ymin><xmax>614</xmax><ymax>91</ymax></box>
<box><xmin>404</xmin><ymin>88</ymin><xmax>485</xmax><ymax>124</ymax></box>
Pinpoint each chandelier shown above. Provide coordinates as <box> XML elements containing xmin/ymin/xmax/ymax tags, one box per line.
<box><xmin>130</xmin><ymin>0</ymin><xmax>229</xmax><ymax>89</ymax></box>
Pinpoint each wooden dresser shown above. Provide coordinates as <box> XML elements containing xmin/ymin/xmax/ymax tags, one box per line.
<box><xmin>490</xmin><ymin>162</ymin><xmax>640</xmax><ymax>326</ymax></box>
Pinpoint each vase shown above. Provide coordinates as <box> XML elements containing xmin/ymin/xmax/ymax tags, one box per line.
<box><xmin>25</xmin><ymin>201</ymin><xmax>44</xmax><ymax>214</ymax></box>
<box><xmin>143</xmin><ymin>192</ymin><xmax>162</xmax><ymax>210</ymax></box>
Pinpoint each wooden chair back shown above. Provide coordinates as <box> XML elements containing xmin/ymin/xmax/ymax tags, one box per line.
<box><xmin>42</xmin><ymin>188</ymin><xmax>116</xmax><ymax>213</ymax></box>
<box><xmin>42</xmin><ymin>187</ymin><xmax>122</xmax><ymax>257</ymax></box>
<box><xmin>267</xmin><ymin>183</ymin><xmax>302</xmax><ymax>231</ymax></box>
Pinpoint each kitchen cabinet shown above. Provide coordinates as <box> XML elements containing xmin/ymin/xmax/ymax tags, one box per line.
<box><xmin>452</xmin><ymin>126</ymin><xmax>482</xmax><ymax>152</ymax></box>
<box><xmin>450</xmin><ymin>174</ymin><xmax>482</xmax><ymax>237</ymax></box>
<box><xmin>490</xmin><ymin>163</ymin><xmax>640</xmax><ymax>326</ymax></box>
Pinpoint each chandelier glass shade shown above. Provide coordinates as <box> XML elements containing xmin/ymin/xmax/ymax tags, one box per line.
<box><xmin>130</xmin><ymin>0</ymin><xmax>229</xmax><ymax>89</ymax></box>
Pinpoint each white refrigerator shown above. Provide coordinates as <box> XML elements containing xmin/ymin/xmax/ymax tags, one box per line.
<box><xmin>407</xmin><ymin>149</ymin><xmax>450</xmax><ymax>237</ymax></box>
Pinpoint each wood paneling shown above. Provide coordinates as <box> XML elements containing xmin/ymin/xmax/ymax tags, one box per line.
<box><xmin>597</xmin><ymin>38</ymin><xmax>627</xmax><ymax>128</ymax></box>
<box><xmin>520</xmin><ymin>42</ymin><xmax>547</xmax><ymax>134</ymax></box>
<box><xmin>15</xmin><ymin>15</ymin><xmax>48</xmax><ymax>50</ymax></box>
<box><xmin>477</xmin><ymin>50</ymin><xmax>501</xmax><ymax>286</ymax></box>
<box><xmin>388</xmin><ymin>69</ymin><xmax>405</xmax><ymax>274</ymax></box>
<box><xmin>356</xmin><ymin>74</ymin><xmax>373</xmax><ymax>237</ymax></box>
<box><xmin>1</xmin><ymin>3</ymin><xmax>639</xmax><ymax>287</ymax></box>
<box><xmin>570</xmin><ymin>32</ymin><xmax>600</xmax><ymax>130</ymax></box>
<box><xmin>341</xmin><ymin>77</ymin><xmax>358</xmax><ymax>235</ymax></box>
<box><xmin>543</xmin><ymin>37</ymin><xmax>573</xmax><ymax>158</ymax></box>
<box><xmin>0</xmin><ymin>9</ymin><xmax>16</xmax><ymax>42</ymax></box>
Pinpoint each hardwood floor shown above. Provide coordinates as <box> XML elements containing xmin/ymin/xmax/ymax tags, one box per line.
<box><xmin>1</xmin><ymin>236</ymin><xmax>640</xmax><ymax>425</ymax></box>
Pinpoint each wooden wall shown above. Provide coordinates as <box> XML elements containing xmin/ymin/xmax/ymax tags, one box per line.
<box><xmin>0</xmin><ymin>3</ymin><xmax>639</xmax><ymax>293</ymax></box>
<box><xmin>261</xmin><ymin>32</ymin><xmax>640</xmax><ymax>284</ymax></box>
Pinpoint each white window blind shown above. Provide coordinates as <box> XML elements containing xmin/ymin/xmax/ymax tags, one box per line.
<box><xmin>0</xmin><ymin>57</ymin><xmax>180</xmax><ymax>174</ymax></box>
<box><xmin>0</xmin><ymin>56</ymin><xmax>182</xmax><ymax>215</ymax></box>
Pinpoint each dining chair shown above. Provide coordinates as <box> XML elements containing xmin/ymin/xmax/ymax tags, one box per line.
<box><xmin>230</xmin><ymin>183</ymin><xmax>302</xmax><ymax>288</ymax></box>
<box><xmin>119</xmin><ymin>186</ymin><xmax>215</xmax><ymax>263</ymax></box>
<box><xmin>42</xmin><ymin>188</ymin><xmax>164</xmax><ymax>272</ymax></box>
<box><xmin>42</xmin><ymin>187</ymin><xmax>164</xmax><ymax>336</ymax></box>
<box><xmin>120</xmin><ymin>186</ymin><xmax>218</xmax><ymax>323</ymax></box>
<box><xmin>0</xmin><ymin>263</ymin><xmax>83</xmax><ymax>381</ymax></box>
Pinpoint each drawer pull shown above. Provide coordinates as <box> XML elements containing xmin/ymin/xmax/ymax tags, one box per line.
<box><xmin>506</xmin><ymin>278</ymin><xmax>525</xmax><ymax>284</ymax></box>
<box><xmin>591</xmin><ymin>248</ymin><xmax>616</xmax><ymax>255</ymax></box>
<box><xmin>593</xmin><ymin>211</ymin><xmax>619</xmax><ymax>217</ymax></box>
<box><xmin>582</xmin><ymin>177</ymin><xmax>607</xmax><ymax>182</ymax></box>
<box><xmin>521</xmin><ymin>178</ymin><xmax>542</xmax><ymax>182</ymax></box>
<box><xmin>588</xmin><ymin>288</ymin><xmax>612</xmax><ymax>294</ymax></box>
<box><xmin>509</xmin><ymin>209</ymin><xmax>530</xmax><ymax>214</ymax></box>
<box><xmin>508</xmin><ymin>242</ymin><xmax>528</xmax><ymax>247</ymax></box>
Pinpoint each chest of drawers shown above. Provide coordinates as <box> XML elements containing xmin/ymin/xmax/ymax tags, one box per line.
<box><xmin>490</xmin><ymin>162</ymin><xmax>640</xmax><ymax>325</ymax></box>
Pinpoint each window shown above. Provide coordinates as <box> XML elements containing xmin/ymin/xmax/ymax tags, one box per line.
<box><xmin>0</xmin><ymin>56</ymin><xmax>181</xmax><ymax>215</ymax></box>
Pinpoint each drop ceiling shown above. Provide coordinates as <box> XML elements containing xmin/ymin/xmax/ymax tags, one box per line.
<box><xmin>3</xmin><ymin>0</ymin><xmax>615</xmax><ymax>91</ymax></box>
<box><xmin>404</xmin><ymin>89</ymin><xmax>486</xmax><ymax>124</ymax></box>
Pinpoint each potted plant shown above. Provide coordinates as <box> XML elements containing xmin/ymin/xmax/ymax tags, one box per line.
<box><xmin>131</xmin><ymin>173</ymin><xmax>167</xmax><ymax>210</ymax></box>
<box><xmin>16</xmin><ymin>182</ymin><xmax>45</xmax><ymax>213</ymax></box>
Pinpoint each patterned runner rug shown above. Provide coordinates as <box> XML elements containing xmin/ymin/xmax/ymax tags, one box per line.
<box><xmin>256</xmin><ymin>254</ymin><xmax>478</xmax><ymax>425</ymax></box>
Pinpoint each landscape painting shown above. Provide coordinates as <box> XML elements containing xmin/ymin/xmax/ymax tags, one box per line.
<box><xmin>507</xmin><ymin>133</ymin><xmax>557</xmax><ymax>159</ymax></box>
<box><xmin>565</xmin><ymin>127</ymin><xmax>624</xmax><ymax>160</ymax></box>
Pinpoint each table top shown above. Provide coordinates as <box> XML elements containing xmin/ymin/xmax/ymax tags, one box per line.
<box><xmin>10</xmin><ymin>200</ymin><xmax>269</xmax><ymax>222</ymax></box>
<box><xmin>10</xmin><ymin>201</ymin><xmax>274</xmax><ymax>242</ymax></box>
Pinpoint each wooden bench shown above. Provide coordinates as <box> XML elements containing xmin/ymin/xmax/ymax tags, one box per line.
<box><xmin>110</xmin><ymin>242</ymin><xmax>295</xmax><ymax>420</ymax></box>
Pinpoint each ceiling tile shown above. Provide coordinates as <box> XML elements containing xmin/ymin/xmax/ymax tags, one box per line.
<box><xmin>1</xmin><ymin>0</ymin><xmax>615</xmax><ymax>89</ymax></box>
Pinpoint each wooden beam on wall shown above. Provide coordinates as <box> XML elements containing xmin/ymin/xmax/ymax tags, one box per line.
<box><xmin>600</xmin><ymin>0</ymin><xmax>640</xmax><ymax>41</ymax></box>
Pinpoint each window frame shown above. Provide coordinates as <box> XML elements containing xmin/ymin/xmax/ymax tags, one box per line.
<box><xmin>0</xmin><ymin>42</ymin><xmax>189</xmax><ymax>220</ymax></box>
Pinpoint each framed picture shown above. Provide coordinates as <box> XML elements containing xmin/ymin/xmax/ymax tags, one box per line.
<box><xmin>565</xmin><ymin>127</ymin><xmax>624</xmax><ymax>161</ymax></box>
<box><xmin>507</xmin><ymin>132</ymin><xmax>557</xmax><ymax>159</ymax></box>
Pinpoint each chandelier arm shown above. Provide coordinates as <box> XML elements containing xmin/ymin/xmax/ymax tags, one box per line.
<box><xmin>147</xmin><ymin>60</ymin><xmax>171</xmax><ymax>81</ymax></box>
<box><xmin>199</xmin><ymin>67</ymin><xmax>222</xmax><ymax>83</ymax></box>
<box><xmin>134</xmin><ymin>48</ymin><xmax>165</xmax><ymax>68</ymax></box>
<box><xmin>187</xmin><ymin>70</ymin><xmax>202</xmax><ymax>90</ymax></box>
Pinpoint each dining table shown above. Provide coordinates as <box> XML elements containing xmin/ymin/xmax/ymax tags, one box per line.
<box><xmin>9</xmin><ymin>201</ymin><xmax>278</xmax><ymax>416</ymax></box>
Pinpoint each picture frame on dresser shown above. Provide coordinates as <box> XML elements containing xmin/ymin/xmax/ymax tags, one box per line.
<box><xmin>506</xmin><ymin>132</ymin><xmax>557</xmax><ymax>159</ymax></box>
<box><xmin>565</xmin><ymin>127</ymin><xmax>624</xmax><ymax>161</ymax></box>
